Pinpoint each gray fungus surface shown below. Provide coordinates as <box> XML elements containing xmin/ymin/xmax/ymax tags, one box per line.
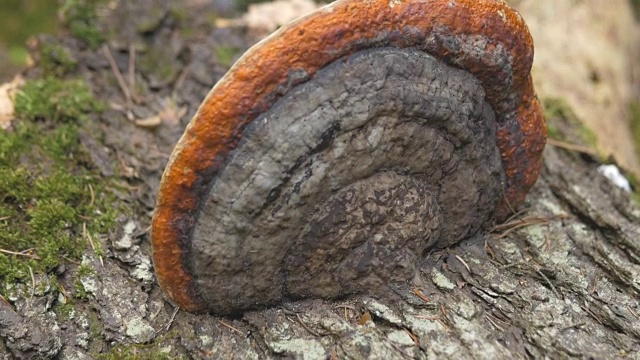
<box><xmin>192</xmin><ymin>48</ymin><xmax>505</xmax><ymax>313</ymax></box>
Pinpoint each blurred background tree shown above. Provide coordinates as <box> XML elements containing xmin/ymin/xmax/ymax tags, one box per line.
<box><xmin>0</xmin><ymin>0</ymin><xmax>58</xmax><ymax>81</ymax></box>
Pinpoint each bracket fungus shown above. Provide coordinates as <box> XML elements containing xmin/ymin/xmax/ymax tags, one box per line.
<box><xmin>151</xmin><ymin>0</ymin><xmax>546</xmax><ymax>314</ymax></box>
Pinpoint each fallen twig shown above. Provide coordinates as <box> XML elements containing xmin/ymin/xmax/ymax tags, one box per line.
<box><xmin>102</xmin><ymin>44</ymin><xmax>133</xmax><ymax>118</ymax></box>
<box><xmin>165</xmin><ymin>305</ymin><xmax>179</xmax><ymax>331</ymax></box>
<box><xmin>0</xmin><ymin>248</ymin><xmax>40</xmax><ymax>259</ymax></box>
<box><xmin>83</xmin><ymin>222</ymin><xmax>103</xmax><ymax>267</ymax></box>
<box><xmin>546</xmin><ymin>138</ymin><xmax>599</xmax><ymax>157</ymax></box>
<box><xmin>413</xmin><ymin>288</ymin><xmax>431</xmax><ymax>303</ymax></box>
<box><xmin>490</xmin><ymin>214</ymin><xmax>570</xmax><ymax>239</ymax></box>
<box><xmin>218</xmin><ymin>319</ymin><xmax>244</xmax><ymax>335</ymax></box>
<box><xmin>296</xmin><ymin>313</ymin><xmax>324</xmax><ymax>337</ymax></box>
<box><xmin>455</xmin><ymin>255</ymin><xmax>471</xmax><ymax>273</ymax></box>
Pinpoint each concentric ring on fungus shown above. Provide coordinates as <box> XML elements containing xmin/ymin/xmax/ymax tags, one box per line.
<box><xmin>151</xmin><ymin>0</ymin><xmax>546</xmax><ymax>314</ymax></box>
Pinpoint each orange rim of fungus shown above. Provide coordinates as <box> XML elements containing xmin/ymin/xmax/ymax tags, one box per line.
<box><xmin>151</xmin><ymin>0</ymin><xmax>546</xmax><ymax>312</ymax></box>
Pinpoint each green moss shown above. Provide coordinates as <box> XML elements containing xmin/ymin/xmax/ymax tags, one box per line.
<box><xmin>14</xmin><ymin>77</ymin><xmax>104</xmax><ymax>123</ymax></box>
<box><xmin>74</xmin><ymin>278</ymin><xmax>89</xmax><ymax>300</ymax></box>
<box><xmin>215</xmin><ymin>46</ymin><xmax>240</xmax><ymax>68</ymax></box>
<box><xmin>630</xmin><ymin>101</ymin><xmax>640</xmax><ymax>159</ymax></box>
<box><xmin>543</xmin><ymin>97</ymin><xmax>598</xmax><ymax>149</ymax></box>
<box><xmin>39</xmin><ymin>42</ymin><xmax>78</xmax><ymax>77</ymax></box>
<box><xmin>73</xmin><ymin>263</ymin><xmax>95</xmax><ymax>299</ymax></box>
<box><xmin>0</xmin><ymin>0</ymin><xmax>59</xmax><ymax>65</ymax></box>
<box><xmin>0</xmin><ymin>77</ymin><xmax>116</xmax><ymax>294</ymax></box>
<box><xmin>40</xmin><ymin>124</ymin><xmax>83</xmax><ymax>163</ymax></box>
<box><xmin>205</xmin><ymin>12</ymin><xmax>218</xmax><ymax>28</ymax></box>
<box><xmin>138</xmin><ymin>46</ymin><xmax>180</xmax><ymax>86</ymax></box>
<box><xmin>235</xmin><ymin>0</ymin><xmax>272</xmax><ymax>12</ymax></box>
<box><xmin>8</xmin><ymin>46</ymin><xmax>30</xmax><ymax>65</ymax></box>
<box><xmin>98</xmin><ymin>349</ymin><xmax>179</xmax><ymax>360</ymax></box>
<box><xmin>55</xmin><ymin>302</ymin><xmax>76</xmax><ymax>321</ymax></box>
<box><xmin>628</xmin><ymin>101</ymin><xmax>640</xmax><ymax>204</ymax></box>
<box><xmin>631</xmin><ymin>0</ymin><xmax>640</xmax><ymax>20</ymax></box>
<box><xmin>60</xmin><ymin>0</ymin><xmax>105</xmax><ymax>49</ymax></box>
<box><xmin>87</xmin><ymin>310</ymin><xmax>103</xmax><ymax>345</ymax></box>
<box><xmin>0</xmin><ymin>121</ymin><xmax>35</xmax><ymax>166</ymax></box>
<box><xmin>136</xmin><ymin>6</ymin><xmax>169</xmax><ymax>34</ymax></box>
<box><xmin>168</xmin><ymin>6</ymin><xmax>189</xmax><ymax>24</ymax></box>
<box><xmin>0</xmin><ymin>167</ymin><xmax>31</xmax><ymax>203</ymax></box>
<box><xmin>626</xmin><ymin>172</ymin><xmax>640</xmax><ymax>205</ymax></box>
<box><xmin>97</xmin><ymin>331</ymin><xmax>185</xmax><ymax>360</ymax></box>
<box><xmin>76</xmin><ymin>263</ymin><xmax>95</xmax><ymax>277</ymax></box>
<box><xmin>543</xmin><ymin>97</ymin><xmax>581</xmax><ymax>125</ymax></box>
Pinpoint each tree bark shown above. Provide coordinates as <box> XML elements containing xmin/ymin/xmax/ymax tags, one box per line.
<box><xmin>1</xmin><ymin>1</ymin><xmax>639</xmax><ymax>359</ymax></box>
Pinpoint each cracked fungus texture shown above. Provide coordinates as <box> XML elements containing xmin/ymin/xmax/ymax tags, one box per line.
<box><xmin>191</xmin><ymin>48</ymin><xmax>504</xmax><ymax>313</ymax></box>
<box><xmin>151</xmin><ymin>0</ymin><xmax>545</xmax><ymax>314</ymax></box>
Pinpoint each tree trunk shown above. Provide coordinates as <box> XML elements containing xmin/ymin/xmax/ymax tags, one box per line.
<box><xmin>1</xmin><ymin>1</ymin><xmax>639</xmax><ymax>359</ymax></box>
